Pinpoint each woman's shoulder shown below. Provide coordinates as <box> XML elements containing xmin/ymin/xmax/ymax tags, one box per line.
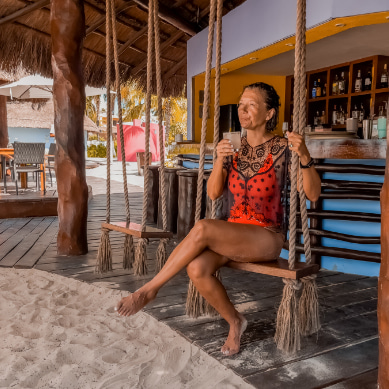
<box><xmin>272</xmin><ymin>134</ymin><xmax>288</xmax><ymax>146</ymax></box>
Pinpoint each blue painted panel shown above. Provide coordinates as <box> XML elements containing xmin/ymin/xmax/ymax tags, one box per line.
<box><xmin>320</xmin><ymin>238</ymin><xmax>380</xmax><ymax>254</ymax></box>
<box><xmin>322</xmin><ymin>172</ymin><xmax>384</xmax><ymax>183</ymax></box>
<box><xmin>322</xmin><ymin>219</ymin><xmax>381</xmax><ymax>236</ymax></box>
<box><xmin>182</xmin><ymin>161</ymin><xmax>213</xmax><ymax>170</ymax></box>
<box><xmin>322</xmin><ymin>199</ymin><xmax>381</xmax><ymax>213</ymax></box>
<box><xmin>321</xmin><ymin>256</ymin><xmax>380</xmax><ymax>277</ymax></box>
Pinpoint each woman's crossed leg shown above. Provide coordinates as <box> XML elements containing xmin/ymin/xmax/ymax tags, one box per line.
<box><xmin>116</xmin><ymin>219</ymin><xmax>284</xmax><ymax>355</ymax></box>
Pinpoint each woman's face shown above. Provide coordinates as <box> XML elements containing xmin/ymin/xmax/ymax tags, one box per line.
<box><xmin>237</xmin><ymin>88</ymin><xmax>273</xmax><ymax>131</ymax></box>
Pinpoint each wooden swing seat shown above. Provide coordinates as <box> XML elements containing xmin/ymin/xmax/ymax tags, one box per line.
<box><xmin>225</xmin><ymin>258</ymin><xmax>319</xmax><ymax>280</ymax></box>
<box><xmin>102</xmin><ymin>222</ymin><xmax>174</xmax><ymax>239</ymax></box>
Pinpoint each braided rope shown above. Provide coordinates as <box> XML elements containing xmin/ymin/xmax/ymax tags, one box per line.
<box><xmin>110</xmin><ymin>0</ymin><xmax>131</xmax><ymax>227</ymax></box>
<box><xmin>296</xmin><ymin>0</ymin><xmax>312</xmax><ymax>265</ymax></box>
<box><xmin>194</xmin><ymin>0</ymin><xmax>217</xmax><ymax>223</ymax></box>
<box><xmin>105</xmin><ymin>0</ymin><xmax>112</xmax><ymax>225</ymax></box>
<box><xmin>141</xmin><ymin>0</ymin><xmax>154</xmax><ymax>231</ymax></box>
<box><xmin>153</xmin><ymin>0</ymin><xmax>167</xmax><ymax>233</ymax></box>
<box><xmin>211</xmin><ymin>0</ymin><xmax>223</xmax><ymax>220</ymax></box>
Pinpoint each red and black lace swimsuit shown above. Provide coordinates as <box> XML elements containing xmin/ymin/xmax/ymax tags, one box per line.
<box><xmin>222</xmin><ymin>135</ymin><xmax>289</xmax><ymax>236</ymax></box>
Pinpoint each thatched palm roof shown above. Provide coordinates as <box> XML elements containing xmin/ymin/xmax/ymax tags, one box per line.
<box><xmin>0</xmin><ymin>0</ymin><xmax>246</xmax><ymax>97</ymax></box>
<box><xmin>7</xmin><ymin>100</ymin><xmax>99</xmax><ymax>132</ymax></box>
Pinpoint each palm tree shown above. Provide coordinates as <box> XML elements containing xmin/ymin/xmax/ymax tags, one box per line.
<box><xmin>168</xmin><ymin>93</ymin><xmax>187</xmax><ymax>144</ymax></box>
<box><xmin>85</xmin><ymin>96</ymin><xmax>97</xmax><ymax>124</ymax></box>
<box><xmin>121</xmin><ymin>80</ymin><xmax>146</xmax><ymax>122</ymax></box>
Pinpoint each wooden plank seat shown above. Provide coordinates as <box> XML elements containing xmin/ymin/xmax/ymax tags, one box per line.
<box><xmin>101</xmin><ymin>222</ymin><xmax>174</xmax><ymax>239</ymax></box>
<box><xmin>225</xmin><ymin>258</ymin><xmax>320</xmax><ymax>280</ymax></box>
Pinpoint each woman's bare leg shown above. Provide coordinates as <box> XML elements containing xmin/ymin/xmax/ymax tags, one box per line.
<box><xmin>186</xmin><ymin>249</ymin><xmax>247</xmax><ymax>356</ymax></box>
<box><xmin>116</xmin><ymin>220</ymin><xmax>283</xmax><ymax>316</ymax></box>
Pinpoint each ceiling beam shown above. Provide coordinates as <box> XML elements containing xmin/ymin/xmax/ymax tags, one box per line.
<box><xmin>0</xmin><ymin>0</ymin><xmax>50</xmax><ymax>26</ymax></box>
<box><xmin>132</xmin><ymin>0</ymin><xmax>199</xmax><ymax>36</ymax></box>
<box><xmin>117</xmin><ymin>25</ymin><xmax>148</xmax><ymax>56</ymax></box>
<box><xmin>132</xmin><ymin>31</ymin><xmax>185</xmax><ymax>76</ymax></box>
<box><xmin>163</xmin><ymin>57</ymin><xmax>186</xmax><ymax>79</ymax></box>
<box><xmin>86</xmin><ymin>2</ymin><xmax>135</xmax><ymax>36</ymax></box>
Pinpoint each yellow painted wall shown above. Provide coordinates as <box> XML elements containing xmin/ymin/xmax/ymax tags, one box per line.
<box><xmin>193</xmin><ymin>73</ymin><xmax>286</xmax><ymax>143</ymax></box>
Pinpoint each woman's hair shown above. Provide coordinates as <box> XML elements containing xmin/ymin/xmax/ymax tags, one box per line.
<box><xmin>241</xmin><ymin>82</ymin><xmax>281</xmax><ymax>132</ymax></box>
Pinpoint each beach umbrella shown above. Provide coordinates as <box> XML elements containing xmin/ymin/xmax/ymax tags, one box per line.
<box><xmin>0</xmin><ymin>75</ymin><xmax>107</xmax><ymax>99</ymax></box>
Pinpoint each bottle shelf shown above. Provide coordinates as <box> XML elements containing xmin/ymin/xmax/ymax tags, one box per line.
<box><xmin>375</xmin><ymin>87</ymin><xmax>389</xmax><ymax>94</ymax></box>
<box><xmin>328</xmin><ymin>94</ymin><xmax>349</xmax><ymax>99</ymax></box>
<box><xmin>308</xmin><ymin>96</ymin><xmax>327</xmax><ymax>103</ymax></box>
<box><xmin>350</xmin><ymin>91</ymin><xmax>372</xmax><ymax>97</ymax></box>
<box><xmin>284</xmin><ymin>55</ymin><xmax>389</xmax><ymax>132</ymax></box>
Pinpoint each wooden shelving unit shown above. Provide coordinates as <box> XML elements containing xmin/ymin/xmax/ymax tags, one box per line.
<box><xmin>285</xmin><ymin>55</ymin><xmax>389</xmax><ymax>132</ymax></box>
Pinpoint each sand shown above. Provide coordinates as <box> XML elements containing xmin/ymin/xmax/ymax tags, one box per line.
<box><xmin>0</xmin><ymin>268</ymin><xmax>252</xmax><ymax>389</ymax></box>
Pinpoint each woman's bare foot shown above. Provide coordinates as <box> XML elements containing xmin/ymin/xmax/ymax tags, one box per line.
<box><xmin>221</xmin><ymin>313</ymin><xmax>247</xmax><ymax>356</ymax></box>
<box><xmin>116</xmin><ymin>288</ymin><xmax>156</xmax><ymax>317</ymax></box>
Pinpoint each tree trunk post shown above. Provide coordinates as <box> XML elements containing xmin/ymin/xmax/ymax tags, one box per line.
<box><xmin>378</xmin><ymin>108</ymin><xmax>389</xmax><ymax>388</ymax></box>
<box><xmin>50</xmin><ymin>0</ymin><xmax>88</xmax><ymax>255</ymax></box>
<box><xmin>0</xmin><ymin>96</ymin><xmax>8</xmax><ymax>148</ymax></box>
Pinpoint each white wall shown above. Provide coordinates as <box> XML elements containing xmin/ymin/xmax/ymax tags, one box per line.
<box><xmin>186</xmin><ymin>0</ymin><xmax>389</xmax><ymax>138</ymax></box>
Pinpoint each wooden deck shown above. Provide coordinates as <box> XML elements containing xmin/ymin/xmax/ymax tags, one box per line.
<box><xmin>0</xmin><ymin>185</ymin><xmax>379</xmax><ymax>388</ymax></box>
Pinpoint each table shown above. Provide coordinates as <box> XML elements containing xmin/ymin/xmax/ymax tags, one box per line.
<box><xmin>0</xmin><ymin>148</ymin><xmax>46</xmax><ymax>193</ymax></box>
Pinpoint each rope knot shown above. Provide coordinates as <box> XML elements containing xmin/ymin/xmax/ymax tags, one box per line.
<box><xmin>282</xmin><ymin>278</ymin><xmax>302</xmax><ymax>290</ymax></box>
<box><xmin>301</xmin><ymin>274</ymin><xmax>317</xmax><ymax>283</ymax></box>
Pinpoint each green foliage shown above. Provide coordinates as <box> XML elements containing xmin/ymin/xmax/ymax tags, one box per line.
<box><xmin>87</xmin><ymin>144</ymin><xmax>107</xmax><ymax>158</ymax></box>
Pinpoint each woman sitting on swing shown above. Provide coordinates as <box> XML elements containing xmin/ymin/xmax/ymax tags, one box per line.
<box><xmin>117</xmin><ymin>82</ymin><xmax>321</xmax><ymax>356</ymax></box>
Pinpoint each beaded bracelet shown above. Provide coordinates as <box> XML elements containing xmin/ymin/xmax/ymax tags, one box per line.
<box><xmin>300</xmin><ymin>157</ymin><xmax>314</xmax><ymax>169</ymax></box>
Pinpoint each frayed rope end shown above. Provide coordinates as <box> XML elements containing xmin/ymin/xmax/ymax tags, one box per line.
<box><xmin>123</xmin><ymin>234</ymin><xmax>135</xmax><ymax>270</ymax></box>
<box><xmin>274</xmin><ymin>278</ymin><xmax>301</xmax><ymax>354</ymax></box>
<box><xmin>155</xmin><ymin>238</ymin><xmax>169</xmax><ymax>274</ymax></box>
<box><xmin>95</xmin><ymin>228</ymin><xmax>112</xmax><ymax>274</ymax></box>
<box><xmin>134</xmin><ymin>237</ymin><xmax>148</xmax><ymax>276</ymax></box>
<box><xmin>299</xmin><ymin>275</ymin><xmax>320</xmax><ymax>336</ymax></box>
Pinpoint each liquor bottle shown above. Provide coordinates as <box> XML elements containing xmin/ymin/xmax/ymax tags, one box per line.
<box><xmin>381</xmin><ymin>64</ymin><xmax>388</xmax><ymax>88</ymax></box>
<box><xmin>312</xmin><ymin>81</ymin><xmax>317</xmax><ymax>98</ymax></box>
<box><xmin>355</xmin><ymin>70</ymin><xmax>362</xmax><ymax>92</ymax></box>
<box><xmin>339</xmin><ymin>106</ymin><xmax>345</xmax><ymax>125</ymax></box>
<box><xmin>352</xmin><ymin>105</ymin><xmax>359</xmax><ymax>119</ymax></box>
<box><xmin>316</xmin><ymin>79</ymin><xmax>322</xmax><ymax>97</ymax></box>
<box><xmin>359</xmin><ymin>103</ymin><xmax>365</xmax><ymax>123</ymax></box>
<box><xmin>339</xmin><ymin>72</ymin><xmax>346</xmax><ymax>94</ymax></box>
<box><xmin>364</xmin><ymin>70</ymin><xmax>372</xmax><ymax>91</ymax></box>
<box><xmin>323</xmin><ymin>83</ymin><xmax>327</xmax><ymax>97</ymax></box>
<box><xmin>332</xmin><ymin>105</ymin><xmax>337</xmax><ymax>125</ymax></box>
<box><xmin>332</xmin><ymin>74</ymin><xmax>339</xmax><ymax>95</ymax></box>
<box><xmin>321</xmin><ymin>110</ymin><xmax>326</xmax><ymax>125</ymax></box>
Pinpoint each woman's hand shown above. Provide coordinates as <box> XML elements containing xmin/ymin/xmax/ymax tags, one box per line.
<box><xmin>287</xmin><ymin>131</ymin><xmax>311</xmax><ymax>165</ymax></box>
<box><xmin>216</xmin><ymin>139</ymin><xmax>235</xmax><ymax>160</ymax></box>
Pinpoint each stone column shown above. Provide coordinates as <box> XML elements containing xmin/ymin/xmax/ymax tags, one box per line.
<box><xmin>50</xmin><ymin>0</ymin><xmax>88</xmax><ymax>255</ymax></box>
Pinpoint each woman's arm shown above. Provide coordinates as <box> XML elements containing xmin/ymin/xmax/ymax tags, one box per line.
<box><xmin>207</xmin><ymin>139</ymin><xmax>234</xmax><ymax>200</ymax></box>
<box><xmin>287</xmin><ymin>131</ymin><xmax>321</xmax><ymax>202</ymax></box>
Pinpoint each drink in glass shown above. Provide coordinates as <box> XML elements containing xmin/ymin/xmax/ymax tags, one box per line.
<box><xmin>223</xmin><ymin>131</ymin><xmax>241</xmax><ymax>151</ymax></box>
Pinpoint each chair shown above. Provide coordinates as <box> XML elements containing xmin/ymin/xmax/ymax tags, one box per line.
<box><xmin>45</xmin><ymin>143</ymin><xmax>56</xmax><ymax>187</ymax></box>
<box><xmin>12</xmin><ymin>142</ymin><xmax>46</xmax><ymax>195</ymax></box>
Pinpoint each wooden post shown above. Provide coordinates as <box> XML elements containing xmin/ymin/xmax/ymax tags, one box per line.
<box><xmin>0</xmin><ymin>96</ymin><xmax>8</xmax><ymax>148</ymax></box>
<box><xmin>378</xmin><ymin>108</ymin><xmax>389</xmax><ymax>388</ymax></box>
<box><xmin>50</xmin><ymin>0</ymin><xmax>88</xmax><ymax>255</ymax></box>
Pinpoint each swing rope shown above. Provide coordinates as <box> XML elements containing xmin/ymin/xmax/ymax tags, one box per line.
<box><xmin>153</xmin><ymin>0</ymin><xmax>170</xmax><ymax>273</ymax></box>
<box><xmin>110</xmin><ymin>0</ymin><xmax>135</xmax><ymax>269</ymax></box>
<box><xmin>274</xmin><ymin>0</ymin><xmax>320</xmax><ymax>353</ymax></box>
<box><xmin>134</xmin><ymin>0</ymin><xmax>154</xmax><ymax>276</ymax></box>
<box><xmin>186</xmin><ymin>0</ymin><xmax>223</xmax><ymax>318</ymax></box>
<box><xmin>96</xmin><ymin>0</ymin><xmax>113</xmax><ymax>273</ymax></box>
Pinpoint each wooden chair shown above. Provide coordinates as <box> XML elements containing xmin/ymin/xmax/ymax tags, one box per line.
<box><xmin>12</xmin><ymin>142</ymin><xmax>46</xmax><ymax>195</ymax></box>
<box><xmin>45</xmin><ymin>143</ymin><xmax>56</xmax><ymax>187</ymax></box>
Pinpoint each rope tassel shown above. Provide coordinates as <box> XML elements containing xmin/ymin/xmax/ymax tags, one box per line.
<box><xmin>134</xmin><ymin>238</ymin><xmax>148</xmax><ymax>276</ymax></box>
<box><xmin>274</xmin><ymin>278</ymin><xmax>301</xmax><ymax>353</ymax></box>
<box><xmin>155</xmin><ymin>238</ymin><xmax>169</xmax><ymax>273</ymax></box>
<box><xmin>123</xmin><ymin>234</ymin><xmax>135</xmax><ymax>269</ymax></box>
<box><xmin>186</xmin><ymin>271</ymin><xmax>221</xmax><ymax>318</ymax></box>
<box><xmin>299</xmin><ymin>275</ymin><xmax>320</xmax><ymax>336</ymax></box>
<box><xmin>96</xmin><ymin>228</ymin><xmax>112</xmax><ymax>273</ymax></box>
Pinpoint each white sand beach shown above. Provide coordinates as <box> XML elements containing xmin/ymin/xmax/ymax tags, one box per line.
<box><xmin>0</xmin><ymin>268</ymin><xmax>252</xmax><ymax>389</ymax></box>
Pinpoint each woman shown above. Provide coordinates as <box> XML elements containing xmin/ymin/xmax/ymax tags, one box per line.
<box><xmin>116</xmin><ymin>82</ymin><xmax>321</xmax><ymax>356</ymax></box>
